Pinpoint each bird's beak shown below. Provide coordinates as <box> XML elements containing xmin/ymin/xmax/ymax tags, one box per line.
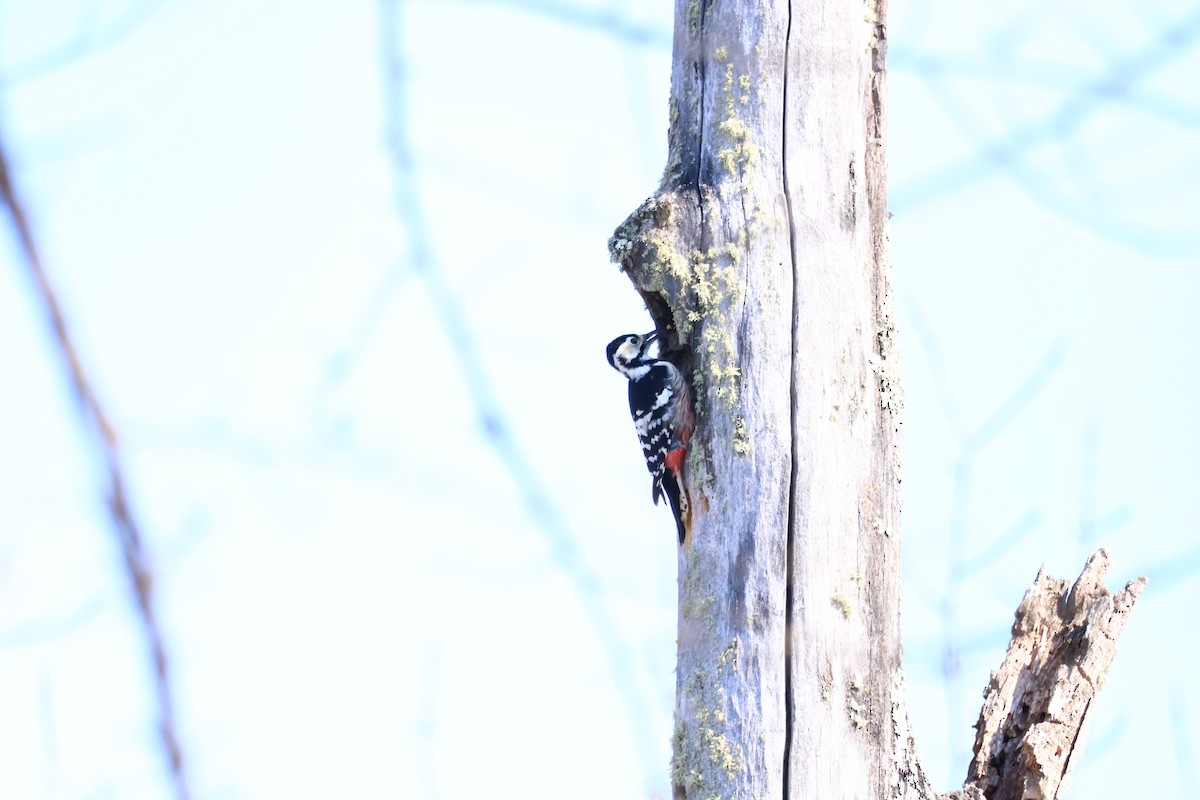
<box><xmin>643</xmin><ymin>329</ymin><xmax>659</xmax><ymax>343</ymax></box>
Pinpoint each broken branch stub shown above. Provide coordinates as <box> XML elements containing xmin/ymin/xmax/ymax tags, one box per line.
<box><xmin>966</xmin><ymin>548</ymin><xmax>1146</xmax><ymax>800</ymax></box>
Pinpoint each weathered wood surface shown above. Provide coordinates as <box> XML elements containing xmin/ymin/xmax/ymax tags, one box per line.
<box><xmin>782</xmin><ymin>0</ymin><xmax>901</xmax><ymax>790</ymax></box>
<box><xmin>964</xmin><ymin>550</ymin><xmax>1146</xmax><ymax>800</ymax></box>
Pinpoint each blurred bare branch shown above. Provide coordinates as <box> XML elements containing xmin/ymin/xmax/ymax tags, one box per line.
<box><xmin>0</xmin><ymin>127</ymin><xmax>189</xmax><ymax>800</ymax></box>
<box><xmin>956</xmin><ymin>508</ymin><xmax>1044</xmax><ymax>578</ymax></box>
<box><xmin>906</xmin><ymin>299</ymin><xmax>965</xmax><ymax>436</ymax></box>
<box><xmin>911</xmin><ymin>326</ymin><xmax>1068</xmax><ymax>772</ymax></box>
<box><xmin>1</xmin><ymin>0</ymin><xmax>170</xmax><ymax>87</ymax></box>
<box><xmin>892</xmin><ymin>47</ymin><xmax>1200</xmax><ymax>131</ymax></box>
<box><xmin>377</xmin><ymin>0</ymin><xmax>659</xmax><ymax>781</ymax></box>
<box><xmin>961</xmin><ymin>338</ymin><xmax>1069</xmax><ymax>458</ymax></box>
<box><xmin>1141</xmin><ymin>543</ymin><xmax>1200</xmax><ymax>592</ymax></box>
<box><xmin>455</xmin><ymin>0</ymin><xmax>670</xmax><ymax>47</ymax></box>
<box><xmin>893</xmin><ymin>6</ymin><xmax>1200</xmax><ymax>253</ymax></box>
<box><xmin>1077</xmin><ymin>424</ymin><xmax>1134</xmax><ymax>552</ymax></box>
<box><xmin>0</xmin><ymin>600</ymin><xmax>107</xmax><ymax>650</ymax></box>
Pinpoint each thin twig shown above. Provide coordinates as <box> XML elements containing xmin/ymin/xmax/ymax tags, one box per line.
<box><xmin>0</xmin><ymin>127</ymin><xmax>189</xmax><ymax>800</ymax></box>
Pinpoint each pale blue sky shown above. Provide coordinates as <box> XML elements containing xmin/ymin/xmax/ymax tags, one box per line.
<box><xmin>1</xmin><ymin>0</ymin><xmax>1197</xmax><ymax>798</ymax></box>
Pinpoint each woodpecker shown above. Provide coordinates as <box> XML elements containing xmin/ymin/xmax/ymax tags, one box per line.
<box><xmin>606</xmin><ymin>330</ymin><xmax>695</xmax><ymax>544</ymax></box>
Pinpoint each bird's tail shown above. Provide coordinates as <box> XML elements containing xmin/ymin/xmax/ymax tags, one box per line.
<box><xmin>661</xmin><ymin>471</ymin><xmax>689</xmax><ymax>545</ymax></box>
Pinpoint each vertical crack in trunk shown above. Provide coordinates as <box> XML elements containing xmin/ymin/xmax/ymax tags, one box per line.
<box><xmin>694</xmin><ymin>0</ymin><xmax>708</xmax><ymax>238</ymax></box>
<box><xmin>780</xmin><ymin>1</ymin><xmax>797</xmax><ymax>797</ymax></box>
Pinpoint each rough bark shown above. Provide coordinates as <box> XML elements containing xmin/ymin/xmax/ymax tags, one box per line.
<box><xmin>965</xmin><ymin>550</ymin><xmax>1146</xmax><ymax>800</ymax></box>
<box><xmin>608</xmin><ymin>1</ymin><xmax>1142</xmax><ymax>799</ymax></box>
<box><xmin>782</xmin><ymin>0</ymin><xmax>900</xmax><ymax>792</ymax></box>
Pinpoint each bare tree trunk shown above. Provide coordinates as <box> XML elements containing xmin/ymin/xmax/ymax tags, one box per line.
<box><xmin>612</xmin><ymin>0</ymin><xmax>793</xmax><ymax>796</ymax></box>
<box><xmin>609</xmin><ymin>0</ymin><xmax>1143</xmax><ymax>798</ymax></box>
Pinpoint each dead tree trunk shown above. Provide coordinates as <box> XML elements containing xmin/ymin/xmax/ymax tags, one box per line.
<box><xmin>608</xmin><ymin>1</ymin><xmax>1144</xmax><ymax>798</ymax></box>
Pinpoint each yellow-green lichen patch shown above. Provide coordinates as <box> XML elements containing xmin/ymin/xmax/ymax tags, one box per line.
<box><xmin>733</xmin><ymin>417</ymin><xmax>750</xmax><ymax>455</ymax></box>
<box><xmin>722</xmin><ymin>62</ymin><xmax>736</xmax><ymax>102</ymax></box>
<box><xmin>679</xmin><ymin>545</ymin><xmax>718</xmax><ymax>624</ymax></box>
<box><xmin>670</xmin><ymin>667</ymin><xmax>745</xmax><ymax>796</ymax></box>
<box><xmin>847</xmin><ymin>688</ymin><xmax>869</xmax><ymax>731</ymax></box>
<box><xmin>717</xmin><ymin>637</ymin><xmax>741</xmax><ymax>675</ymax></box>
<box><xmin>832</xmin><ymin>590</ymin><xmax>853</xmax><ymax>619</ymax></box>
<box><xmin>710</xmin><ymin>55</ymin><xmax>767</xmax><ymax>257</ymax></box>
<box><xmin>683</xmin><ymin>593</ymin><xmax>716</xmax><ymax>619</ymax></box>
<box><xmin>714</xmin><ymin>62</ymin><xmax>760</xmax><ymax>181</ymax></box>
<box><xmin>865</xmin><ymin>0</ymin><xmax>882</xmax><ymax>55</ymax></box>
<box><xmin>607</xmin><ymin>207</ymin><xmax>642</xmax><ymax>265</ymax></box>
<box><xmin>653</xmin><ymin>241</ymin><xmax>743</xmax><ymax>411</ymax></box>
<box><xmin>702</xmin><ymin>318</ymin><xmax>739</xmax><ymax>409</ymax></box>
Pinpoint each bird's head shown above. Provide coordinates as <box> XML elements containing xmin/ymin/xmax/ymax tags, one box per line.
<box><xmin>606</xmin><ymin>330</ymin><xmax>657</xmax><ymax>378</ymax></box>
